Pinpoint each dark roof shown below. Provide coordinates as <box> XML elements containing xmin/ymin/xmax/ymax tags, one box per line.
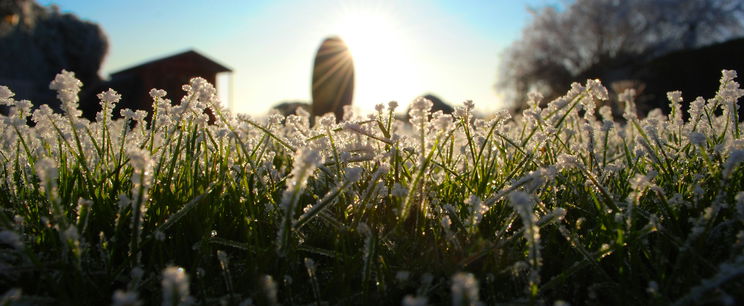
<box><xmin>110</xmin><ymin>49</ymin><xmax>232</xmax><ymax>77</ymax></box>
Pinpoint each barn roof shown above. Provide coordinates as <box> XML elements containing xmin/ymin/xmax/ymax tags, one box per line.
<box><xmin>111</xmin><ymin>49</ymin><xmax>232</xmax><ymax>77</ymax></box>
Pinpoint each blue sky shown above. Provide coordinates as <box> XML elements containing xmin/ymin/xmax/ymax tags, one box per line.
<box><xmin>38</xmin><ymin>0</ymin><xmax>560</xmax><ymax>115</ymax></box>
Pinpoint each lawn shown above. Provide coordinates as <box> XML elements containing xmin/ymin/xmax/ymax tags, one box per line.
<box><xmin>0</xmin><ymin>70</ymin><xmax>743</xmax><ymax>305</ymax></box>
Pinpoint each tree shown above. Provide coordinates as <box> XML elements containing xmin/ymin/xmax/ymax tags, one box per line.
<box><xmin>499</xmin><ymin>0</ymin><xmax>744</xmax><ymax>111</ymax></box>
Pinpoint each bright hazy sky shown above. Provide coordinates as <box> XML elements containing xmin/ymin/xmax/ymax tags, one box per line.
<box><xmin>38</xmin><ymin>0</ymin><xmax>559</xmax><ymax>115</ymax></box>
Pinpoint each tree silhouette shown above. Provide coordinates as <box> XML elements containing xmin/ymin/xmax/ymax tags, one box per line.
<box><xmin>499</xmin><ymin>0</ymin><xmax>744</xmax><ymax>112</ymax></box>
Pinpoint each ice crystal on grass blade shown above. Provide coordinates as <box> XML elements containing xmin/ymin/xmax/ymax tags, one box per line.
<box><xmin>717</xmin><ymin>70</ymin><xmax>744</xmax><ymax>137</ymax></box>
<box><xmin>539</xmin><ymin>208</ymin><xmax>567</xmax><ymax>225</ymax></box>
<box><xmin>127</xmin><ymin>148</ymin><xmax>151</xmax><ymax>170</ymax></box>
<box><xmin>277</xmin><ymin>148</ymin><xmax>321</xmax><ymax>256</ymax></box>
<box><xmin>723</xmin><ymin>149</ymin><xmax>744</xmax><ymax>178</ymax></box>
<box><xmin>667</xmin><ymin>91</ymin><xmax>684</xmax><ymax>128</ymax></box>
<box><xmin>112</xmin><ymin>290</ymin><xmax>141</xmax><ymax>306</ymax></box>
<box><xmin>172</xmin><ymin>77</ymin><xmax>216</xmax><ymax>122</ymax></box>
<box><xmin>509</xmin><ymin>191</ymin><xmax>541</xmax><ymax>296</ymax></box>
<box><xmin>402</xmin><ymin>295</ymin><xmax>428</xmax><ymax>306</ymax></box>
<box><xmin>620</xmin><ymin>88</ymin><xmax>638</xmax><ymax>121</ymax></box>
<box><xmin>127</xmin><ymin>148</ymin><xmax>152</xmax><ymax>187</ymax></box>
<box><xmin>451</xmin><ymin>272</ymin><xmax>480</xmax><ymax>306</ymax></box>
<box><xmin>586</xmin><ymin>79</ymin><xmax>609</xmax><ymax>102</ymax></box>
<box><xmin>126</xmin><ymin>148</ymin><xmax>152</xmax><ymax>265</ymax></box>
<box><xmin>149</xmin><ymin>88</ymin><xmax>167</xmax><ymax>99</ymax></box>
<box><xmin>392</xmin><ymin>183</ymin><xmax>408</xmax><ymax>198</ymax></box>
<box><xmin>688</xmin><ymin>96</ymin><xmax>706</xmax><ymax>122</ymax></box>
<box><xmin>3</xmin><ymin>68</ymin><xmax>744</xmax><ymax>305</ymax></box>
<box><xmin>465</xmin><ymin>195</ymin><xmax>487</xmax><ymax>230</ymax></box>
<box><xmin>736</xmin><ymin>192</ymin><xmax>744</xmax><ymax>221</ymax></box>
<box><xmin>358</xmin><ymin>222</ymin><xmax>377</xmax><ymax>285</ymax></box>
<box><xmin>454</xmin><ymin>100</ymin><xmax>476</xmax><ymax>122</ymax></box>
<box><xmin>409</xmin><ymin>97</ymin><xmax>433</xmax><ymax>128</ymax></box>
<box><xmin>96</xmin><ymin>88</ymin><xmax>121</xmax><ymax>122</ymax></box>
<box><xmin>34</xmin><ymin>157</ymin><xmax>58</xmax><ymax>184</ymax></box>
<box><xmin>432</xmin><ymin>112</ymin><xmax>454</xmax><ymax>131</ymax></box>
<box><xmin>689</xmin><ymin>132</ymin><xmax>707</xmax><ymax>147</ymax></box>
<box><xmin>260</xmin><ymin>275</ymin><xmax>278</xmax><ymax>306</ymax></box>
<box><xmin>556</xmin><ymin>153</ymin><xmax>580</xmax><ymax>171</ymax></box>
<box><xmin>34</xmin><ymin>157</ymin><xmax>58</xmax><ymax>197</ymax></box>
<box><xmin>62</xmin><ymin>225</ymin><xmax>79</xmax><ymax>243</ymax></box>
<box><xmin>286</xmin><ymin>148</ymin><xmax>321</xmax><ymax>195</ymax></box>
<box><xmin>0</xmin><ymin>230</ymin><xmax>23</xmax><ymax>250</ymax></box>
<box><xmin>49</xmin><ymin>70</ymin><xmax>83</xmax><ymax>118</ymax></box>
<box><xmin>162</xmin><ymin>266</ymin><xmax>191</xmax><ymax>306</ymax></box>
<box><xmin>0</xmin><ymin>289</ymin><xmax>21</xmax><ymax>305</ymax></box>
<box><xmin>0</xmin><ymin>85</ymin><xmax>14</xmax><ymax>104</ymax></box>
<box><xmin>719</xmin><ymin>70</ymin><xmax>743</xmax><ymax>104</ymax></box>
<box><xmin>344</xmin><ymin>166</ymin><xmax>363</xmax><ymax>183</ymax></box>
<box><xmin>396</xmin><ymin>270</ymin><xmax>411</xmax><ymax>283</ymax></box>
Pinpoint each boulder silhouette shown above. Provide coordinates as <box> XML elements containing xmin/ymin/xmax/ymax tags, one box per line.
<box><xmin>0</xmin><ymin>0</ymin><xmax>108</xmax><ymax>114</ymax></box>
<box><xmin>403</xmin><ymin>94</ymin><xmax>454</xmax><ymax>121</ymax></box>
<box><xmin>421</xmin><ymin>94</ymin><xmax>454</xmax><ymax>114</ymax></box>
<box><xmin>311</xmin><ymin>36</ymin><xmax>354</xmax><ymax>122</ymax></box>
<box><xmin>273</xmin><ymin>101</ymin><xmax>310</xmax><ymax>117</ymax></box>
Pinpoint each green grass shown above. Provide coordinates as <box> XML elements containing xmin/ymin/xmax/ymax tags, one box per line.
<box><xmin>0</xmin><ymin>72</ymin><xmax>743</xmax><ymax>305</ymax></box>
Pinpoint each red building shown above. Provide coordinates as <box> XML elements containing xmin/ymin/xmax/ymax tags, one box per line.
<box><xmin>108</xmin><ymin>50</ymin><xmax>232</xmax><ymax>116</ymax></box>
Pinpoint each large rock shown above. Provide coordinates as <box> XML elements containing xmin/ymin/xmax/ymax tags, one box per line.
<box><xmin>273</xmin><ymin>101</ymin><xmax>310</xmax><ymax>117</ymax></box>
<box><xmin>403</xmin><ymin>94</ymin><xmax>454</xmax><ymax>122</ymax></box>
<box><xmin>0</xmin><ymin>0</ymin><xmax>108</xmax><ymax>113</ymax></box>
<box><xmin>311</xmin><ymin>36</ymin><xmax>354</xmax><ymax>122</ymax></box>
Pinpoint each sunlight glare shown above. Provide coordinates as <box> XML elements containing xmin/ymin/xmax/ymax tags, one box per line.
<box><xmin>334</xmin><ymin>9</ymin><xmax>421</xmax><ymax>113</ymax></box>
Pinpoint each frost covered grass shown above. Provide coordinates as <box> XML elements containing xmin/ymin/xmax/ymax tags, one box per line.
<box><xmin>1</xmin><ymin>70</ymin><xmax>744</xmax><ymax>305</ymax></box>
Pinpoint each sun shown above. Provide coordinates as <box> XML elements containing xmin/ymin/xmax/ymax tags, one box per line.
<box><xmin>333</xmin><ymin>8</ymin><xmax>421</xmax><ymax>113</ymax></box>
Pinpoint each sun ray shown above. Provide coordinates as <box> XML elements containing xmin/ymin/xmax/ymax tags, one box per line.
<box><xmin>331</xmin><ymin>4</ymin><xmax>422</xmax><ymax>113</ymax></box>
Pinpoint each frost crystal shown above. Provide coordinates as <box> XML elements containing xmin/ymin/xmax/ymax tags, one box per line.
<box><xmin>509</xmin><ymin>191</ymin><xmax>533</xmax><ymax>210</ymax></box>
<box><xmin>392</xmin><ymin>183</ymin><xmax>408</xmax><ymax>198</ymax></box>
<box><xmin>49</xmin><ymin>70</ymin><xmax>83</xmax><ymax>117</ymax></box>
<box><xmin>466</xmin><ymin>195</ymin><xmax>487</xmax><ymax>227</ymax></box>
<box><xmin>586</xmin><ymin>79</ymin><xmax>608</xmax><ymax>101</ymax></box>
<box><xmin>0</xmin><ymin>230</ymin><xmax>23</xmax><ymax>249</ymax></box>
<box><xmin>97</xmin><ymin>88</ymin><xmax>121</xmax><ymax>122</ymax></box>
<box><xmin>629</xmin><ymin>173</ymin><xmax>653</xmax><ymax>191</ymax></box>
<box><xmin>127</xmin><ymin>148</ymin><xmax>152</xmax><ymax>173</ymax></box>
<box><xmin>689</xmin><ymin>132</ymin><xmax>706</xmax><ymax>146</ymax></box>
<box><xmin>451</xmin><ymin>272</ymin><xmax>480</xmax><ymax>306</ymax></box>
<box><xmin>723</xmin><ymin>149</ymin><xmax>744</xmax><ymax>178</ymax></box>
<box><xmin>98</xmin><ymin>88</ymin><xmax>122</xmax><ymax>105</ymax></box>
<box><xmin>388</xmin><ymin>101</ymin><xmax>399</xmax><ymax>111</ymax></box>
<box><xmin>35</xmin><ymin>158</ymin><xmax>58</xmax><ymax>188</ymax></box>
<box><xmin>287</xmin><ymin>148</ymin><xmax>321</xmax><ymax>191</ymax></box>
<box><xmin>556</xmin><ymin>153</ymin><xmax>580</xmax><ymax>170</ymax></box>
<box><xmin>149</xmin><ymin>88</ymin><xmax>167</xmax><ymax>99</ymax></box>
<box><xmin>409</xmin><ymin>97</ymin><xmax>433</xmax><ymax>127</ymax></box>
<box><xmin>736</xmin><ymin>192</ymin><xmax>744</xmax><ymax>221</ymax></box>
<box><xmin>344</xmin><ymin>167</ymin><xmax>363</xmax><ymax>183</ymax></box>
<box><xmin>432</xmin><ymin>112</ymin><xmax>454</xmax><ymax>131</ymax></box>
<box><xmin>112</xmin><ymin>290</ymin><xmax>141</xmax><ymax>306</ymax></box>
<box><xmin>162</xmin><ymin>266</ymin><xmax>191</xmax><ymax>306</ymax></box>
<box><xmin>688</xmin><ymin>96</ymin><xmax>705</xmax><ymax>120</ymax></box>
<box><xmin>0</xmin><ymin>85</ymin><xmax>14</xmax><ymax>105</ymax></box>
<box><xmin>402</xmin><ymin>295</ymin><xmax>428</xmax><ymax>306</ymax></box>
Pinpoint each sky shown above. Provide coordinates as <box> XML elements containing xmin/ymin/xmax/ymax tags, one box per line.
<box><xmin>38</xmin><ymin>0</ymin><xmax>560</xmax><ymax>116</ymax></box>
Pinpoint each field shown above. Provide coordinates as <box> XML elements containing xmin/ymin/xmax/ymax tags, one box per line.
<box><xmin>1</xmin><ymin>70</ymin><xmax>743</xmax><ymax>305</ymax></box>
